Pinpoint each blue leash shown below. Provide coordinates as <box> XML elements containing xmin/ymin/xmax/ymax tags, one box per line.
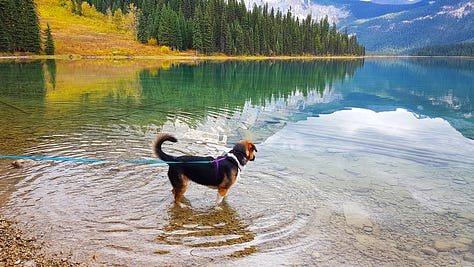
<box><xmin>0</xmin><ymin>155</ymin><xmax>212</xmax><ymax>165</ymax></box>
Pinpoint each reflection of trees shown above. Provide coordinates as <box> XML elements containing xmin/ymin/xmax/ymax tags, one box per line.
<box><xmin>156</xmin><ymin>201</ymin><xmax>255</xmax><ymax>256</ymax></box>
<box><xmin>138</xmin><ymin>60</ymin><xmax>364</xmax><ymax>122</ymax></box>
<box><xmin>0</xmin><ymin>61</ymin><xmax>45</xmax><ymax>97</ymax></box>
<box><xmin>0</xmin><ymin>61</ymin><xmax>46</xmax><ymax>154</ymax></box>
<box><xmin>45</xmin><ymin>59</ymin><xmax>57</xmax><ymax>90</ymax></box>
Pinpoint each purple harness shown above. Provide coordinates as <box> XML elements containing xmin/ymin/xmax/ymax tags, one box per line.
<box><xmin>215</xmin><ymin>157</ymin><xmax>226</xmax><ymax>175</ymax></box>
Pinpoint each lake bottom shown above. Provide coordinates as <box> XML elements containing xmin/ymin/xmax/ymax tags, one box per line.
<box><xmin>1</xmin><ymin>108</ymin><xmax>474</xmax><ymax>266</ymax></box>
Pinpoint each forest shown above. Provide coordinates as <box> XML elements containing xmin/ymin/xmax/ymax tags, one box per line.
<box><xmin>83</xmin><ymin>0</ymin><xmax>366</xmax><ymax>56</ymax></box>
<box><xmin>0</xmin><ymin>0</ymin><xmax>41</xmax><ymax>53</ymax></box>
<box><xmin>409</xmin><ymin>42</ymin><xmax>474</xmax><ymax>57</ymax></box>
<box><xmin>0</xmin><ymin>0</ymin><xmax>365</xmax><ymax>56</ymax></box>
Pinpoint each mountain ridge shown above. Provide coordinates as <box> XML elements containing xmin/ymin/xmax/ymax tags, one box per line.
<box><xmin>340</xmin><ymin>0</ymin><xmax>474</xmax><ymax>53</ymax></box>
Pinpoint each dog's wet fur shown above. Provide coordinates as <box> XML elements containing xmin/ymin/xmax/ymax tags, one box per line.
<box><xmin>153</xmin><ymin>133</ymin><xmax>257</xmax><ymax>205</ymax></box>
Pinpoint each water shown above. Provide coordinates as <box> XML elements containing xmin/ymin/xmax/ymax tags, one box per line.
<box><xmin>0</xmin><ymin>58</ymin><xmax>473</xmax><ymax>266</ymax></box>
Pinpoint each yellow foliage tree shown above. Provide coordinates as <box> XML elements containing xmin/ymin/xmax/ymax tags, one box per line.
<box><xmin>113</xmin><ymin>8</ymin><xmax>124</xmax><ymax>31</ymax></box>
<box><xmin>123</xmin><ymin>3</ymin><xmax>139</xmax><ymax>36</ymax></box>
<box><xmin>160</xmin><ymin>46</ymin><xmax>171</xmax><ymax>54</ymax></box>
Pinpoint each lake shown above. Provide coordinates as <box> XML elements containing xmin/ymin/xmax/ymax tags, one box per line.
<box><xmin>0</xmin><ymin>58</ymin><xmax>473</xmax><ymax>266</ymax></box>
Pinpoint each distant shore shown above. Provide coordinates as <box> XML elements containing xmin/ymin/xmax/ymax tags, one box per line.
<box><xmin>1</xmin><ymin>54</ymin><xmax>472</xmax><ymax>61</ymax></box>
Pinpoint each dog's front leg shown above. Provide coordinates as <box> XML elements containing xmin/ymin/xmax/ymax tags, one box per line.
<box><xmin>216</xmin><ymin>188</ymin><xmax>228</xmax><ymax>205</ymax></box>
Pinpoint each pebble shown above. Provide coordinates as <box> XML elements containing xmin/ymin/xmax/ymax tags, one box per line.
<box><xmin>434</xmin><ymin>240</ymin><xmax>470</xmax><ymax>252</ymax></box>
<box><xmin>23</xmin><ymin>260</ymin><xmax>37</xmax><ymax>267</ymax></box>
<box><xmin>11</xmin><ymin>159</ymin><xmax>35</xmax><ymax>168</ymax></box>
<box><xmin>362</xmin><ymin>225</ymin><xmax>373</xmax><ymax>232</ymax></box>
<box><xmin>406</xmin><ymin>255</ymin><xmax>423</xmax><ymax>264</ymax></box>
<box><xmin>464</xmin><ymin>253</ymin><xmax>474</xmax><ymax>262</ymax></box>
<box><xmin>420</xmin><ymin>247</ymin><xmax>438</xmax><ymax>256</ymax></box>
<box><xmin>434</xmin><ymin>240</ymin><xmax>456</xmax><ymax>252</ymax></box>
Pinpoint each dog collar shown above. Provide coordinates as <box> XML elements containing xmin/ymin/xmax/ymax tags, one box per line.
<box><xmin>226</xmin><ymin>153</ymin><xmax>243</xmax><ymax>170</ymax></box>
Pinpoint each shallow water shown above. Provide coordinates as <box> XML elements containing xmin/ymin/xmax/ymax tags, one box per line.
<box><xmin>0</xmin><ymin>58</ymin><xmax>473</xmax><ymax>266</ymax></box>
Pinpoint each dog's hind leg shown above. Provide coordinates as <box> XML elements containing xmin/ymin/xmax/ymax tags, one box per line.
<box><xmin>169</xmin><ymin>170</ymin><xmax>188</xmax><ymax>204</ymax></box>
<box><xmin>172</xmin><ymin>183</ymin><xmax>188</xmax><ymax>204</ymax></box>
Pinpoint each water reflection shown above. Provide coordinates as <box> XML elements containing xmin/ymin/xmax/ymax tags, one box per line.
<box><xmin>0</xmin><ymin>58</ymin><xmax>474</xmax><ymax>266</ymax></box>
<box><xmin>157</xmin><ymin>200</ymin><xmax>255</xmax><ymax>256</ymax></box>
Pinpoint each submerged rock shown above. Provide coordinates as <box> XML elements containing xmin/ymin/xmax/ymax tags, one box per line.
<box><xmin>343</xmin><ymin>202</ymin><xmax>373</xmax><ymax>229</ymax></box>
<box><xmin>420</xmin><ymin>247</ymin><xmax>438</xmax><ymax>256</ymax></box>
<box><xmin>11</xmin><ymin>159</ymin><xmax>35</xmax><ymax>168</ymax></box>
<box><xmin>433</xmin><ymin>239</ymin><xmax>470</xmax><ymax>252</ymax></box>
<box><xmin>464</xmin><ymin>253</ymin><xmax>474</xmax><ymax>262</ymax></box>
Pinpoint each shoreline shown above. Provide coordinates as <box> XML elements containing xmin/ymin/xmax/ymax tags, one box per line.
<box><xmin>0</xmin><ymin>54</ymin><xmax>472</xmax><ymax>61</ymax></box>
<box><xmin>0</xmin><ymin>217</ymin><xmax>79</xmax><ymax>266</ymax></box>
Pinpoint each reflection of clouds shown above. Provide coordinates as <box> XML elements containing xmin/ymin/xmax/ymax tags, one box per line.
<box><xmin>265</xmin><ymin>108</ymin><xmax>474</xmax><ymax>166</ymax></box>
<box><xmin>156</xmin><ymin>200</ymin><xmax>255</xmax><ymax>256</ymax></box>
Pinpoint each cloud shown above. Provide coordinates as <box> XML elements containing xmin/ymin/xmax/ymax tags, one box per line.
<box><xmin>368</xmin><ymin>0</ymin><xmax>424</xmax><ymax>4</ymax></box>
<box><xmin>244</xmin><ymin>0</ymin><xmax>350</xmax><ymax>23</ymax></box>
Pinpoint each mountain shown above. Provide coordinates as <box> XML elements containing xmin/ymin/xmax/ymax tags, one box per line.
<box><xmin>245</xmin><ymin>0</ymin><xmax>473</xmax><ymax>53</ymax></box>
<box><xmin>341</xmin><ymin>0</ymin><xmax>474</xmax><ymax>53</ymax></box>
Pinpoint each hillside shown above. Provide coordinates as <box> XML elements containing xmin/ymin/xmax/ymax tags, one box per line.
<box><xmin>35</xmin><ymin>0</ymin><xmax>190</xmax><ymax>56</ymax></box>
<box><xmin>344</xmin><ymin>0</ymin><xmax>474</xmax><ymax>53</ymax></box>
<box><xmin>33</xmin><ymin>0</ymin><xmax>365</xmax><ymax>57</ymax></box>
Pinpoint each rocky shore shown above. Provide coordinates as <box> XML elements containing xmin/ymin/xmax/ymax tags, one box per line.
<box><xmin>0</xmin><ymin>218</ymin><xmax>77</xmax><ymax>267</ymax></box>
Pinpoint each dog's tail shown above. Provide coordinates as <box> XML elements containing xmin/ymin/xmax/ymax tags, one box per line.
<box><xmin>153</xmin><ymin>133</ymin><xmax>178</xmax><ymax>162</ymax></box>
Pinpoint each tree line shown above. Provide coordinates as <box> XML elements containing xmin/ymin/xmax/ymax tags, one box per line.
<box><xmin>84</xmin><ymin>0</ymin><xmax>365</xmax><ymax>56</ymax></box>
<box><xmin>0</xmin><ymin>0</ymin><xmax>55</xmax><ymax>54</ymax></box>
<box><xmin>1</xmin><ymin>0</ymin><xmax>365</xmax><ymax>56</ymax></box>
<box><xmin>409</xmin><ymin>42</ymin><xmax>474</xmax><ymax>56</ymax></box>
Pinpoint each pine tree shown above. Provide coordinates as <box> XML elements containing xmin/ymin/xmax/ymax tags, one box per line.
<box><xmin>224</xmin><ymin>24</ymin><xmax>233</xmax><ymax>55</ymax></box>
<box><xmin>132</xmin><ymin>0</ymin><xmax>365</xmax><ymax>56</ymax></box>
<box><xmin>158</xmin><ymin>4</ymin><xmax>178</xmax><ymax>48</ymax></box>
<box><xmin>192</xmin><ymin>2</ymin><xmax>204</xmax><ymax>52</ymax></box>
<box><xmin>0</xmin><ymin>0</ymin><xmax>14</xmax><ymax>52</ymax></box>
<box><xmin>44</xmin><ymin>23</ymin><xmax>55</xmax><ymax>55</ymax></box>
<box><xmin>137</xmin><ymin>12</ymin><xmax>149</xmax><ymax>43</ymax></box>
<box><xmin>202</xmin><ymin>3</ymin><xmax>214</xmax><ymax>54</ymax></box>
<box><xmin>18</xmin><ymin>0</ymin><xmax>41</xmax><ymax>53</ymax></box>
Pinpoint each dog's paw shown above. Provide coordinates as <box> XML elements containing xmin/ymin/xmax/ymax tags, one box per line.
<box><xmin>177</xmin><ymin>202</ymin><xmax>191</xmax><ymax>209</ymax></box>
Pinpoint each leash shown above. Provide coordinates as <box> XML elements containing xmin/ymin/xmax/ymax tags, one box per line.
<box><xmin>0</xmin><ymin>155</ymin><xmax>213</xmax><ymax>165</ymax></box>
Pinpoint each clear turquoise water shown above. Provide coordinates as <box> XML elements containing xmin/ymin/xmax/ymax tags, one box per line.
<box><xmin>0</xmin><ymin>58</ymin><xmax>473</xmax><ymax>265</ymax></box>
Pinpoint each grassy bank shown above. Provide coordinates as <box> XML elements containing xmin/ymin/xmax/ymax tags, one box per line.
<box><xmin>35</xmin><ymin>0</ymin><xmax>194</xmax><ymax>57</ymax></box>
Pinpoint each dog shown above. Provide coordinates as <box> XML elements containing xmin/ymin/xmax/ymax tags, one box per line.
<box><xmin>153</xmin><ymin>133</ymin><xmax>257</xmax><ymax>205</ymax></box>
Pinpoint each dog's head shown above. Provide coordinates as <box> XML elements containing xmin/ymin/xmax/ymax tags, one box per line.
<box><xmin>233</xmin><ymin>140</ymin><xmax>257</xmax><ymax>164</ymax></box>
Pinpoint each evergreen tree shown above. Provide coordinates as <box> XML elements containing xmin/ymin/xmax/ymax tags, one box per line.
<box><xmin>158</xmin><ymin>4</ymin><xmax>178</xmax><ymax>48</ymax></box>
<box><xmin>192</xmin><ymin>3</ymin><xmax>204</xmax><ymax>52</ymax></box>
<box><xmin>202</xmin><ymin>3</ymin><xmax>214</xmax><ymax>54</ymax></box>
<box><xmin>44</xmin><ymin>24</ymin><xmax>55</xmax><ymax>55</ymax></box>
<box><xmin>137</xmin><ymin>12</ymin><xmax>149</xmax><ymax>43</ymax></box>
<box><xmin>224</xmin><ymin>24</ymin><xmax>233</xmax><ymax>55</ymax></box>
<box><xmin>0</xmin><ymin>0</ymin><xmax>14</xmax><ymax>52</ymax></box>
<box><xmin>131</xmin><ymin>0</ymin><xmax>365</xmax><ymax>56</ymax></box>
<box><xmin>17</xmin><ymin>0</ymin><xmax>41</xmax><ymax>53</ymax></box>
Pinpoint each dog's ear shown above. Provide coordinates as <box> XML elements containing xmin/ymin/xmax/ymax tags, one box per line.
<box><xmin>240</xmin><ymin>141</ymin><xmax>257</xmax><ymax>161</ymax></box>
<box><xmin>249</xmin><ymin>142</ymin><xmax>257</xmax><ymax>152</ymax></box>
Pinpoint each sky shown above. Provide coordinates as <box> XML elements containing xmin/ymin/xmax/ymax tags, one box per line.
<box><xmin>244</xmin><ymin>0</ymin><xmax>424</xmax><ymax>23</ymax></box>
